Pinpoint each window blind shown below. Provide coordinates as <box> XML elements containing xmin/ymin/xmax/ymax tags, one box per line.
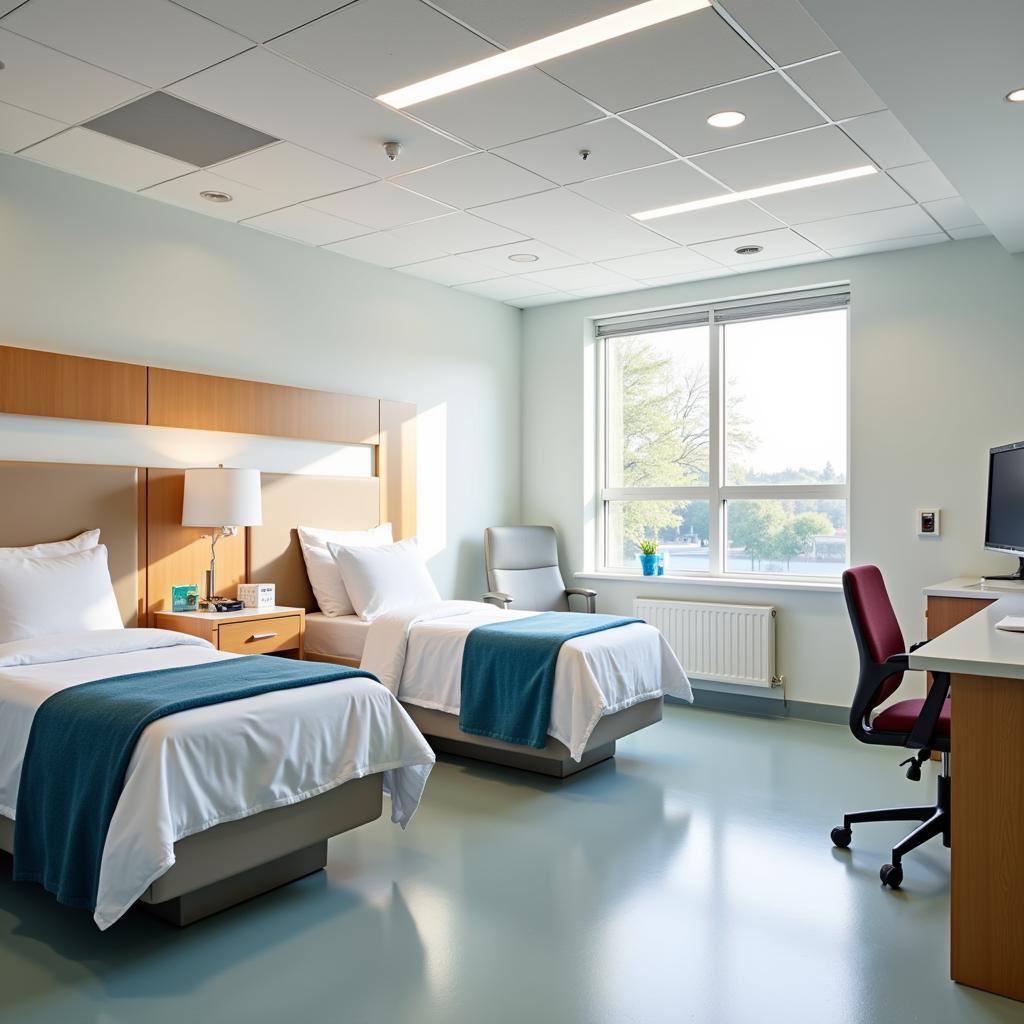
<box><xmin>594</xmin><ymin>308</ymin><xmax>710</xmax><ymax>338</ymax></box>
<box><xmin>713</xmin><ymin>291</ymin><xmax>849</xmax><ymax>324</ymax></box>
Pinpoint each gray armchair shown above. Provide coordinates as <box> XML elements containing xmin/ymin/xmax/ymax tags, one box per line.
<box><xmin>483</xmin><ymin>526</ymin><xmax>597</xmax><ymax>613</ymax></box>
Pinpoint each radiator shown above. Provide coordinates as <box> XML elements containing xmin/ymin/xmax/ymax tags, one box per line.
<box><xmin>634</xmin><ymin>598</ymin><xmax>779</xmax><ymax>688</ymax></box>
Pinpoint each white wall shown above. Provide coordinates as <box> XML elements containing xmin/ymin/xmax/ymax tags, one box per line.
<box><xmin>0</xmin><ymin>154</ymin><xmax>522</xmax><ymax>601</ymax></box>
<box><xmin>521</xmin><ymin>237</ymin><xmax>1024</xmax><ymax>707</ymax></box>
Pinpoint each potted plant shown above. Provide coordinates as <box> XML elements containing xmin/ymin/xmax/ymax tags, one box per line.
<box><xmin>638</xmin><ymin>539</ymin><xmax>659</xmax><ymax>576</ymax></box>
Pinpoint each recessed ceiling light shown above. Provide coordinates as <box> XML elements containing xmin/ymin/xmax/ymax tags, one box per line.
<box><xmin>377</xmin><ymin>0</ymin><xmax>710</xmax><ymax>108</ymax></box>
<box><xmin>734</xmin><ymin>244</ymin><xmax>763</xmax><ymax>255</ymax></box>
<box><xmin>1006</xmin><ymin>88</ymin><xmax>1024</xmax><ymax>103</ymax></box>
<box><xmin>707</xmin><ymin>110</ymin><xmax>745</xmax><ymax>128</ymax></box>
<box><xmin>200</xmin><ymin>190</ymin><xmax>233</xmax><ymax>203</ymax></box>
<box><xmin>508</xmin><ymin>253</ymin><xmax>540</xmax><ymax>263</ymax></box>
<box><xmin>633</xmin><ymin>165</ymin><xmax>877</xmax><ymax>221</ymax></box>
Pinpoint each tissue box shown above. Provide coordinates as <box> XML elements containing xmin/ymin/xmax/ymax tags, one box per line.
<box><xmin>238</xmin><ymin>583</ymin><xmax>275</xmax><ymax>609</ymax></box>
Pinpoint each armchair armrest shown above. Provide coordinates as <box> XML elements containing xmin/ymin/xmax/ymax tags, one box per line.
<box><xmin>483</xmin><ymin>591</ymin><xmax>513</xmax><ymax>610</ymax></box>
<box><xmin>566</xmin><ymin>587</ymin><xmax>597</xmax><ymax>613</ymax></box>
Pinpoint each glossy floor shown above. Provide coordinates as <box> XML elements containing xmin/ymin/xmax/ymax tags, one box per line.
<box><xmin>1</xmin><ymin>705</ymin><xmax>1021</xmax><ymax>1024</ymax></box>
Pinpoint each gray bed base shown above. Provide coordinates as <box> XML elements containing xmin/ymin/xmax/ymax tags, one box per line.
<box><xmin>400</xmin><ymin>697</ymin><xmax>663</xmax><ymax>777</ymax></box>
<box><xmin>0</xmin><ymin>773</ymin><xmax>383</xmax><ymax>927</ymax></box>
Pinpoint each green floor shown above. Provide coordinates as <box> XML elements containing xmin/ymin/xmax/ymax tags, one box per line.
<box><xmin>2</xmin><ymin>704</ymin><xmax>1022</xmax><ymax>1024</ymax></box>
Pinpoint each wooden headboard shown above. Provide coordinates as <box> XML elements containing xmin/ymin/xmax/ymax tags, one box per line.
<box><xmin>0</xmin><ymin>462</ymin><xmax>142</xmax><ymax>627</ymax></box>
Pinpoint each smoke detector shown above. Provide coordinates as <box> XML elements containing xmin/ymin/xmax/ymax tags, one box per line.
<box><xmin>734</xmin><ymin>244</ymin><xmax>764</xmax><ymax>256</ymax></box>
<box><xmin>383</xmin><ymin>141</ymin><xmax>403</xmax><ymax>161</ymax></box>
<box><xmin>200</xmin><ymin>190</ymin><xmax>233</xmax><ymax>203</ymax></box>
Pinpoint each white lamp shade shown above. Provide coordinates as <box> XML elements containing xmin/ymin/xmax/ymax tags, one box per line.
<box><xmin>182</xmin><ymin>467</ymin><xmax>263</xmax><ymax>527</ymax></box>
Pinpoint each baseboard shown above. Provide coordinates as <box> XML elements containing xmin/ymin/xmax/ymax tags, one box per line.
<box><xmin>667</xmin><ymin>690</ymin><xmax>847</xmax><ymax>726</ymax></box>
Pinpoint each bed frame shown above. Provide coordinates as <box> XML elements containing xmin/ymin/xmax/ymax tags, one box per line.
<box><xmin>0</xmin><ymin>461</ymin><xmax>389</xmax><ymax>926</ymax></box>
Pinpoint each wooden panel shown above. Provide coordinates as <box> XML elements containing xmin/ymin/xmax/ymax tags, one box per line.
<box><xmin>0</xmin><ymin>345</ymin><xmax>147</xmax><ymax>424</ymax></box>
<box><xmin>145</xmin><ymin>467</ymin><xmax>245</xmax><ymax>621</ymax></box>
<box><xmin>148</xmin><ymin>367</ymin><xmax>379</xmax><ymax>445</ymax></box>
<box><xmin>379</xmin><ymin>399</ymin><xmax>417</xmax><ymax>539</ymax></box>
<box><xmin>927</xmin><ymin>596</ymin><xmax>996</xmax><ymax>639</ymax></box>
<box><xmin>951</xmin><ymin>672</ymin><xmax>1024</xmax><ymax>1001</ymax></box>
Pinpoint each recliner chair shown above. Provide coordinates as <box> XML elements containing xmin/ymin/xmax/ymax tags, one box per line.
<box><xmin>483</xmin><ymin>526</ymin><xmax>596</xmax><ymax>612</ymax></box>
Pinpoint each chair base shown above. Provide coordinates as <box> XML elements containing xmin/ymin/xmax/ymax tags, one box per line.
<box><xmin>832</xmin><ymin>771</ymin><xmax>951</xmax><ymax>889</ymax></box>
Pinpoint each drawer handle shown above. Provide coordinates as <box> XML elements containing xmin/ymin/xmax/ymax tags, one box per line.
<box><xmin>248</xmin><ymin>631</ymin><xmax>278</xmax><ymax>641</ymax></box>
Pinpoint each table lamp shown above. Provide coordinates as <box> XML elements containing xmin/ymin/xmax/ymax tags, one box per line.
<box><xmin>182</xmin><ymin>466</ymin><xmax>262</xmax><ymax>606</ymax></box>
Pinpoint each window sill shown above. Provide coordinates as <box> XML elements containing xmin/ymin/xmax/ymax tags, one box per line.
<box><xmin>575</xmin><ymin>571</ymin><xmax>843</xmax><ymax>594</ymax></box>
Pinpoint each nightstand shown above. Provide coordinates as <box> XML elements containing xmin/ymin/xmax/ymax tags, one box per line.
<box><xmin>155</xmin><ymin>606</ymin><xmax>305</xmax><ymax>659</ymax></box>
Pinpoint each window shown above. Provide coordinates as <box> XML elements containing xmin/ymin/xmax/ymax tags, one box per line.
<box><xmin>597</xmin><ymin>290</ymin><xmax>849</xmax><ymax>580</ymax></box>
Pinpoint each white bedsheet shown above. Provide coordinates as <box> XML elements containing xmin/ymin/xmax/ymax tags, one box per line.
<box><xmin>305</xmin><ymin>612</ymin><xmax>370</xmax><ymax>662</ymax></box>
<box><xmin>0</xmin><ymin>629</ymin><xmax>434</xmax><ymax>930</ymax></box>
<box><xmin>361</xmin><ymin>602</ymin><xmax>692</xmax><ymax>761</ymax></box>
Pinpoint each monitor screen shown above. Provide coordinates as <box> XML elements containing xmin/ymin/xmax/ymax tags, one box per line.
<box><xmin>986</xmin><ymin>444</ymin><xmax>1024</xmax><ymax>553</ymax></box>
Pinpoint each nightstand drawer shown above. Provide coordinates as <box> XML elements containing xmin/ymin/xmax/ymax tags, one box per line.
<box><xmin>217</xmin><ymin>615</ymin><xmax>301</xmax><ymax>655</ymax></box>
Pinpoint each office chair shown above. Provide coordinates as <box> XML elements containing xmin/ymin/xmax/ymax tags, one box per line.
<box><xmin>482</xmin><ymin>526</ymin><xmax>597</xmax><ymax>612</ymax></box>
<box><xmin>831</xmin><ymin>565</ymin><xmax>951</xmax><ymax>889</ymax></box>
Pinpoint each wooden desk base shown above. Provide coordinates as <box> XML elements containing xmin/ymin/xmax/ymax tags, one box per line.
<box><xmin>952</xmin><ymin>672</ymin><xmax>1024</xmax><ymax>1001</ymax></box>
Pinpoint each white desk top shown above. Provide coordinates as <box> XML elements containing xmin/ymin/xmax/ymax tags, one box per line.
<box><xmin>923</xmin><ymin>576</ymin><xmax>1024</xmax><ymax>600</ymax></box>
<box><xmin>155</xmin><ymin>606</ymin><xmax>303</xmax><ymax>622</ymax></box>
<box><xmin>911</xmin><ymin>593</ymin><xmax>1024</xmax><ymax>680</ymax></box>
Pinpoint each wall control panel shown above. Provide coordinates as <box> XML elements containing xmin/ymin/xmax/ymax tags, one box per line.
<box><xmin>918</xmin><ymin>509</ymin><xmax>940</xmax><ymax>536</ymax></box>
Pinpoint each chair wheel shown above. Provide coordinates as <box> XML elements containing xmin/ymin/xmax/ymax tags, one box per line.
<box><xmin>880</xmin><ymin>863</ymin><xmax>903</xmax><ymax>889</ymax></box>
<box><xmin>831</xmin><ymin>825</ymin><xmax>852</xmax><ymax>848</ymax></box>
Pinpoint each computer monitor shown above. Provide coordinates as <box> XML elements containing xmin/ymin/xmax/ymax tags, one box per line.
<box><xmin>984</xmin><ymin>441</ymin><xmax>1024</xmax><ymax>580</ymax></box>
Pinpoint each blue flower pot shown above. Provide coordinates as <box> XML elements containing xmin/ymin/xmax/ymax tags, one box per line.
<box><xmin>640</xmin><ymin>553</ymin><xmax>659</xmax><ymax>576</ymax></box>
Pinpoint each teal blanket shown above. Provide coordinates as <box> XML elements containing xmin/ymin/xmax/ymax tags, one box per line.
<box><xmin>459</xmin><ymin>612</ymin><xmax>642</xmax><ymax>749</ymax></box>
<box><xmin>14</xmin><ymin>655</ymin><xmax>374</xmax><ymax>912</ymax></box>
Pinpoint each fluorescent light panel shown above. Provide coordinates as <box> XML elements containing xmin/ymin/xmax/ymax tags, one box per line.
<box><xmin>633</xmin><ymin>165</ymin><xmax>878</xmax><ymax>220</ymax></box>
<box><xmin>377</xmin><ymin>0</ymin><xmax>710</xmax><ymax>108</ymax></box>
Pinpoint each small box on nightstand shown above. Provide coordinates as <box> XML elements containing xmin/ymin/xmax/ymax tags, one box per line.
<box><xmin>238</xmin><ymin>583</ymin><xmax>276</xmax><ymax>609</ymax></box>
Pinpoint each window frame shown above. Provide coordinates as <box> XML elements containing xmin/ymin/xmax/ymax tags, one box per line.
<box><xmin>595</xmin><ymin>287</ymin><xmax>851</xmax><ymax>584</ymax></box>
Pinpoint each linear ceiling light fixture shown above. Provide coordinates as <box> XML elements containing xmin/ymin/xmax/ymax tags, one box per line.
<box><xmin>633</xmin><ymin>165</ymin><xmax>878</xmax><ymax>221</ymax></box>
<box><xmin>377</xmin><ymin>0</ymin><xmax>710</xmax><ymax>108</ymax></box>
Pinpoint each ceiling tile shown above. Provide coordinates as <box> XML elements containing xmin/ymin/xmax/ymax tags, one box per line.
<box><xmin>691</xmin><ymin>227</ymin><xmax>821</xmax><ymax>265</ymax></box>
<box><xmin>4</xmin><ymin>0</ymin><xmax>251</xmax><ymax>89</ymax></box>
<box><xmin>570</xmin><ymin>161</ymin><xmax>725</xmax><ymax>214</ymax></box>
<box><xmin>949</xmin><ymin>225</ymin><xmax>992</xmax><ymax>241</ymax></box>
<box><xmin>523</xmin><ymin>263</ymin><xmax>637</xmax><ymax>292</ymax></box>
<box><xmin>754</xmin><ymin>171</ymin><xmax>912</xmax><ymax>223</ymax></box>
<box><xmin>310</xmin><ymin>181</ymin><xmax>452</xmax><ymax>229</ymax></box>
<box><xmin>644</xmin><ymin>201</ymin><xmax>783</xmax><ymax>245</ymax></box>
<box><xmin>840</xmin><ymin>110</ymin><xmax>928</xmax><ymax>169</ymax></box>
<box><xmin>493</xmin><ymin>119</ymin><xmax>670</xmax><ymax>186</ymax></box>
<box><xmin>461</xmin><ymin>239</ymin><xmax>583</xmax><ymax>275</ymax></box>
<box><xmin>387</xmin><ymin>213</ymin><xmax>525</xmax><ymax>254</ymax></box>
<box><xmin>17</xmin><ymin>126</ymin><xmax>195</xmax><ymax>190</ymax></box>
<box><xmin>457</xmin><ymin>277</ymin><xmax>556</xmax><ymax>301</ymax></box>
<box><xmin>322</xmin><ymin>231</ymin><xmax>447</xmax><ymax>268</ymax></box>
<box><xmin>887</xmin><ymin>162</ymin><xmax>958</xmax><ymax>204</ymax></box>
<box><xmin>474</xmin><ymin>189</ymin><xmax>671</xmax><ymax>261</ymax></box>
<box><xmin>642</xmin><ymin>268</ymin><xmax>736</xmax><ymax>287</ymax></box>
<box><xmin>173</xmin><ymin>1</ymin><xmax>347</xmax><ymax>43</ymax></box>
<box><xmin>395</xmin><ymin>153</ymin><xmax>553</xmax><ymax>208</ymax></box>
<box><xmin>242</xmin><ymin>205</ymin><xmax>369</xmax><ymax>245</ymax></box>
<box><xmin>693</xmin><ymin>125</ymin><xmax>869</xmax><ymax>190</ymax></box>
<box><xmin>397</xmin><ymin>255</ymin><xmax>496</xmax><ymax>286</ymax></box>
<box><xmin>542</xmin><ymin>8</ymin><xmax>769</xmax><ymax>113</ymax></box>
<box><xmin>728</xmin><ymin>251</ymin><xmax>831</xmax><ymax>273</ymax></box>
<box><xmin>828</xmin><ymin>234</ymin><xmax>947</xmax><ymax>259</ymax></box>
<box><xmin>213</xmin><ymin>142</ymin><xmax>373</xmax><ymax>203</ymax></box>
<box><xmin>622</xmin><ymin>73</ymin><xmax>824</xmax><ymax>157</ymax></box>
<box><xmin>0</xmin><ymin>100</ymin><xmax>64</xmax><ymax>153</ymax></box>
<box><xmin>140</xmin><ymin>169</ymin><xmax>287</xmax><ymax>220</ymax></box>
<box><xmin>786</xmin><ymin>54</ymin><xmax>885</xmax><ymax>120</ymax></box>
<box><xmin>270</xmin><ymin>0</ymin><xmax>496</xmax><ymax>96</ymax></box>
<box><xmin>598</xmin><ymin>246</ymin><xmax>723</xmax><ymax>280</ymax></box>
<box><xmin>513</xmin><ymin>292</ymin><xmax>573</xmax><ymax>308</ymax></box>
<box><xmin>0</xmin><ymin>27</ymin><xmax>146</xmax><ymax>123</ymax></box>
<box><xmin>431</xmin><ymin>0</ymin><xmax>625</xmax><ymax>48</ymax></box>
<box><xmin>0</xmin><ymin>1</ymin><xmax>23</xmax><ymax>11</ymax></box>
<box><xmin>716</xmin><ymin>0</ymin><xmax>835</xmax><ymax>65</ymax></box>
<box><xmin>168</xmin><ymin>48</ymin><xmax>469</xmax><ymax>174</ymax></box>
<box><xmin>797</xmin><ymin>204</ymin><xmax>939</xmax><ymax>248</ymax></box>
<box><xmin>923</xmin><ymin>196</ymin><xmax>981</xmax><ymax>230</ymax></box>
<box><xmin>569</xmin><ymin>281</ymin><xmax>648</xmax><ymax>297</ymax></box>
<box><xmin>409</xmin><ymin>68</ymin><xmax>601</xmax><ymax>149</ymax></box>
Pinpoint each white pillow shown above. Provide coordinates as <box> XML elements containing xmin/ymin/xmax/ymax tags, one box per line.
<box><xmin>297</xmin><ymin>523</ymin><xmax>392</xmax><ymax>616</ymax></box>
<box><xmin>328</xmin><ymin>537</ymin><xmax>440</xmax><ymax>622</ymax></box>
<box><xmin>0</xmin><ymin>529</ymin><xmax>100</xmax><ymax>560</ymax></box>
<box><xmin>0</xmin><ymin>544</ymin><xmax>124</xmax><ymax>644</ymax></box>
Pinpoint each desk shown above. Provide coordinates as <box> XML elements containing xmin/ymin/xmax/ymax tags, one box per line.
<box><xmin>911</xmin><ymin>590</ymin><xmax>1024</xmax><ymax>1001</ymax></box>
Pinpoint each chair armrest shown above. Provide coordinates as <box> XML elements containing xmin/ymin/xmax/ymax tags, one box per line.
<box><xmin>483</xmin><ymin>591</ymin><xmax>513</xmax><ymax>610</ymax></box>
<box><xmin>907</xmin><ymin>670</ymin><xmax>951</xmax><ymax>749</ymax></box>
<box><xmin>566</xmin><ymin>587</ymin><xmax>597</xmax><ymax>613</ymax></box>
